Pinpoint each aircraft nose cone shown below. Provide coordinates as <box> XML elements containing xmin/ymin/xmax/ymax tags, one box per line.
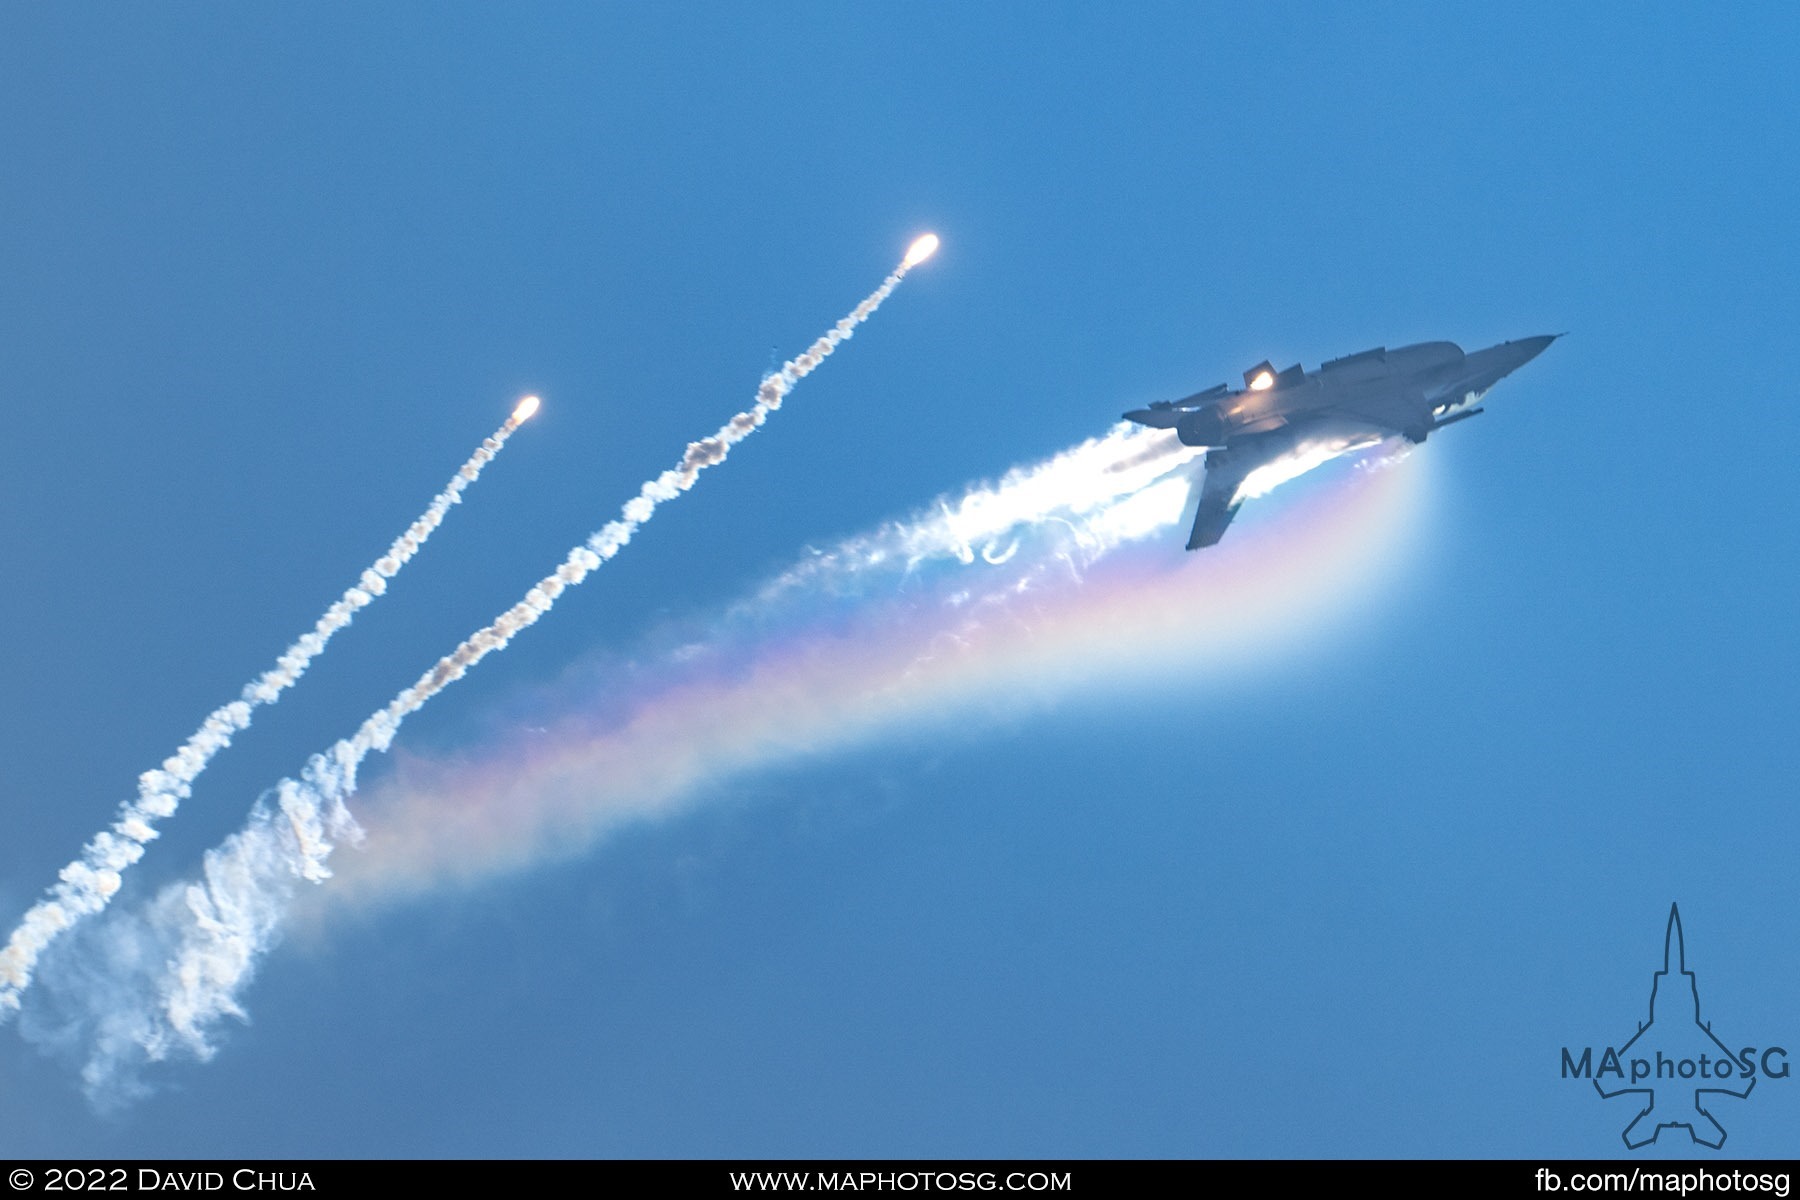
<box><xmin>1512</xmin><ymin>333</ymin><xmax>1560</xmax><ymax>363</ymax></box>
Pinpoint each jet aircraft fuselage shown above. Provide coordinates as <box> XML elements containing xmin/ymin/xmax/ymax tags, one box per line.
<box><xmin>1124</xmin><ymin>335</ymin><xmax>1556</xmax><ymax>549</ymax></box>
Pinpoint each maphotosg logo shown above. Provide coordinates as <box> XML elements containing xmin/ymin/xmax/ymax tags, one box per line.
<box><xmin>1561</xmin><ymin>904</ymin><xmax>1788</xmax><ymax>1149</ymax></box>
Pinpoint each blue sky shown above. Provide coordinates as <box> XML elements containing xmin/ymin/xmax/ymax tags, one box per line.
<box><xmin>3</xmin><ymin>2</ymin><xmax>1799</xmax><ymax>1158</ymax></box>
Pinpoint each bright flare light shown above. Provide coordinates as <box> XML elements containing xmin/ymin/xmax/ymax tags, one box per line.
<box><xmin>903</xmin><ymin>233</ymin><xmax>940</xmax><ymax>269</ymax></box>
<box><xmin>1249</xmin><ymin>370</ymin><xmax>1275</xmax><ymax>391</ymax></box>
<box><xmin>512</xmin><ymin>395</ymin><xmax>541</xmax><ymax>423</ymax></box>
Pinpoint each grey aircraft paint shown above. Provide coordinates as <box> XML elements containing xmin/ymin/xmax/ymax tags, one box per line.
<box><xmin>1125</xmin><ymin>335</ymin><xmax>1557</xmax><ymax>549</ymax></box>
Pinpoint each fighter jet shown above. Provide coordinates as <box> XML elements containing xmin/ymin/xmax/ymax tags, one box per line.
<box><xmin>1124</xmin><ymin>335</ymin><xmax>1557</xmax><ymax>549</ymax></box>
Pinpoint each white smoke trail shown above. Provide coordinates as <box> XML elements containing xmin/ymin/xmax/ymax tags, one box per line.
<box><xmin>49</xmin><ymin>421</ymin><xmax>1415</xmax><ymax>1100</ymax></box>
<box><xmin>59</xmin><ymin>243</ymin><xmax>934</xmax><ymax>1080</ymax></box>
<box><xmin>302</xmin><ymin>426</ymin><xmax>1210</xmax><ymax>911</ymax></box>
<box><xmin>767</xmin><ymin>420</ymin><xmax>1199</xmax><ymax>579</ymax></box>
<box><xmin>0</xmin><ymin>397</ymin><xmax>539</xmax><ymax>1018</ymax></box>
<box><xmin>316</xmin><ymin>425</ymin><xmax>1410</xmax><ymax>912</ymax></box>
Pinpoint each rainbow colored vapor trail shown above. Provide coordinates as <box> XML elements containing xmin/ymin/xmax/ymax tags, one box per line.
<box><xmin>20</xmin><ymin>309</ymin><xmax>1430</xmax><ymax>1100</ymax></box>
<box><xmin>325</xmin><ymin>427</ymin><xmax>1431</xmax><ymax>911</ymax></box>
<box><xmin>21</xmin><ymin>418</ymin><xmax>1427</xmax><ymax>1102</ymax></box>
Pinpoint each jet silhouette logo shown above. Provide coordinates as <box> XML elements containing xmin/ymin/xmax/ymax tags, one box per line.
<box><xmin>1560</xmin><ymin>905</ymin><xmax>1789</xmax><ymax>1149</ymax></box>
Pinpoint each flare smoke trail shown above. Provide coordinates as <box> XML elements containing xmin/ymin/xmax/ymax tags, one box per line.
<box><xmin>0</xmin><ymin>396</ymin><xmax>540</xmax><ymax>1018</ymax></box>
<box><xmin>39</xmin><ymin>413</ymin><xmax>1422</xmax><ymax>1099</ymax></box>
<box><xmin>49</xmin><ymin>419</ymin><xmax>1419</xmax><ymax>1096</ymax></box>
<box><xmin>46</xmin><ymin>239</ymin><xmax>937</xmax><ymax>1080</ymax></box>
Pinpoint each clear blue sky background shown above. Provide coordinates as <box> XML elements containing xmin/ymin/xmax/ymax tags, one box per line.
<box><xmin>3</xmin><ymin>2</ymin><xmax>1798</xmax><ymax>1158</ymax></box>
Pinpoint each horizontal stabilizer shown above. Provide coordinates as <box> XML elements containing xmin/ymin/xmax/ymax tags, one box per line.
<box><xmin>1124</xmin><ymin>382</ymin><xmax>1230</xmax><ymax>428</ymax></box>
<box><xmin>1124</xmin><ymin>406</ymin><xmax>1183</xmax><ymax>429</ymax></box>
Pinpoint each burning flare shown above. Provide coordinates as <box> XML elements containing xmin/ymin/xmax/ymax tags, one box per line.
<box><xmin>60</xmin><ymin>244</ymin><xmax>931</xmax><ymax>1072</ymax></box>
<box><xmin>902</xmin><ymin>233</ymin><xmax>940</xmax><ymax>269</ymax></box>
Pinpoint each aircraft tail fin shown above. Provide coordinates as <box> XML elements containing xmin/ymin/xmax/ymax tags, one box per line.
<box><xmin>1185</xmin><ymin>449</ymin><xmax>1253</xmax><ymax>550</ymax></box>
<box><xmin>1186</xmin><ymin>492</ymin><xmax>1242</xmax><ymax>550</ymax></box>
